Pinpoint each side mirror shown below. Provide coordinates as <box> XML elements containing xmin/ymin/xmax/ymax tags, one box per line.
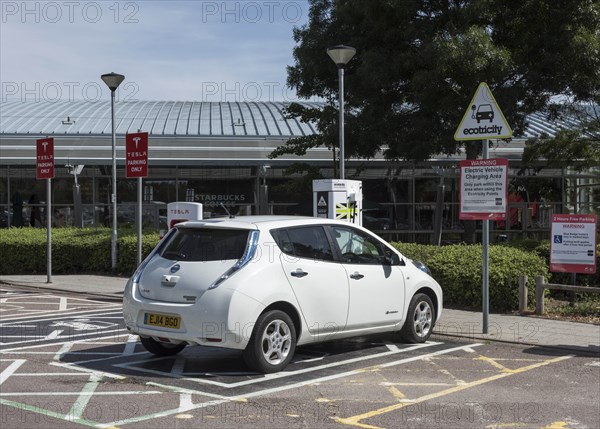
<box><xmin>384</xmin><ymin>253</ymin><xmax>402</xmax><ymax>266</ymax></box>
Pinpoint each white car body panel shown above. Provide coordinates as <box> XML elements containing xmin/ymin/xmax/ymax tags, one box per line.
<box><xmin>344</xmin><ymin>262</ymin><xmax>405</xmax><ymax>330</ymax></box>
<box><xmin>279</xmin><ymin>254</ymin><xmax>349</xmax><ymax>336</ymax></box>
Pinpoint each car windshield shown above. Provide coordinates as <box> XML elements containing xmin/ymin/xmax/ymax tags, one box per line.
<box><xmin>159</xmin><ymin>227</ymin><xmax>249</xmax><ymax>262</ymax></box>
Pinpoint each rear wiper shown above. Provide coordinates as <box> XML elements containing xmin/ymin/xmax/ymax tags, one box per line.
<box><xmin>163</xmin><ymin>250</ymin><xmax>186</xmax><ymax>260</ymax></box>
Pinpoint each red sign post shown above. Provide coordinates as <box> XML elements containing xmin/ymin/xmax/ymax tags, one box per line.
<box><xmin>36</xmin><ymin>137</ymin><xmax>55</xmax><ymax>179</ymax></box>
<box><xmin>126</xmin><ymin>132</ymin><xmax>149</xmax><ymax>266</ymax></box>
<box><xmin>36</xmin><ymin>137</ymin><xmax>54</xmax><ymax>283</ymax></box>
<box><xmin>125</xmin><ymin>132</ymin><xmax>148</xmax><ymax>178</ymax></box>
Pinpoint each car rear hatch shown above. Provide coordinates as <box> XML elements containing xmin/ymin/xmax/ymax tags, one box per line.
<box><xmin>138</xmin><ymin>223</ymin><xmax>256</xmax><ymax>303</ymax></box>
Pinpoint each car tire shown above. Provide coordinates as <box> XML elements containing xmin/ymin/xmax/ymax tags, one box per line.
<box><xmin>243</xmin><ymin>310</ymin><xmax>296</xmax><ymax>373</ymax></box>
<box><xmin>140</xmin><ymin>336</ymin><xmax>186</xmax><ymax>356</ymax></box>
<box><xmin>400</xmin><ymin>293</ymin><xmax>434</xmax><ymax>343</ymax></box>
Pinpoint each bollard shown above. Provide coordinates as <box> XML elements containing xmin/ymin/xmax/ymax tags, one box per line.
<box><xmin>535</xmin><ymin>276</ymin><xmax>545</xmax><ymax>315</ymax></box>
<box><xmin>518</xmin><ymin>275</ymin><xmax>528</xmax><ymax>313</ymax></box>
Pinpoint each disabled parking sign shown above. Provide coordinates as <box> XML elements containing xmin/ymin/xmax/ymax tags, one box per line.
<box><xmin>454</xmin><ymin>82</ymin><xmax>513</xmax><ymax>141</ymax></box>
<box><xmin>550</xmin><ymin>214</ymin><xmax>597</xmax><ymax>274</ymax></box>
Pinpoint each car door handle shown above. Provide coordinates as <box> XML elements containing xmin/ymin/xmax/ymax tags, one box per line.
<box><xmin>350</xmin><ymin>272</ymin><xmax>364</xmax><ymax>280</ymax></box>
<box><xmin>290</xmin><ymin>269</ymin><xmax>308</xmax><ymax>278</ymax></box>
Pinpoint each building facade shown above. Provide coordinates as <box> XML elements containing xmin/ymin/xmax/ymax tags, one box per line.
<box><xmin>1</xmin><ymin>100</ymin><xmax>598</xmax><ymax>242</ymax></box>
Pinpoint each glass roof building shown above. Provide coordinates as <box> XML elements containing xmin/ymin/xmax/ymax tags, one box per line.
<box><xmin>1</xmin><ymin>100</ymin><xmax>597</xmax><ymax>242</ymax></box>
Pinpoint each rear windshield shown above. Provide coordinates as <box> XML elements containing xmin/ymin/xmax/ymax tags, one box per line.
<box><xmin>159</xmin><ymin>228</ymin><xmax>249</xmax><ymax>262</ymax></box>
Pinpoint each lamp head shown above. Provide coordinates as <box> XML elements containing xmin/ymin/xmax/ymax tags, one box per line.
<box><xmin>327</xmin><ymin>45</ymin><xmax>356</xmax><ymax>67</ymax></box>
<box><xmin>101</xmin><ymin>72</ymin><xmax>125</xmax><ymax>91</ymax></box>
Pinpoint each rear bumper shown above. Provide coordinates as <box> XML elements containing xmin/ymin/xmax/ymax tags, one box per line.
<box><xmin>122</xmin><ymin>278</ymin><xmax>264</xmax><ymax>350</ymax></box>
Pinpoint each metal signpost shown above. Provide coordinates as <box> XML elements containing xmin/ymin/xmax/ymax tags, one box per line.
<box><xmin>36</xmin><ymin>137</ymin><xmax>55</xmax><ymax>283</ymax></box>
<box><xmin>455</xmin><ymin>82</ymin><xmax>512</xmax><ymax>334</ymax></box>
<box><xmin>126</xmin><ymin>132</ymin><xmax>149</xmax><ymax>266</ymax></box>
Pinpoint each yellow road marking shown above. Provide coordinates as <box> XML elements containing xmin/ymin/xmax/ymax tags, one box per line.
<box><xmin>386</xmin><ymin>386</ymin><xmax>406</xmax><ymax>401</ymax></box>
<box><xmin>335</xmin><ymin>355</ymin><xmax>572</xmax><ymax>429</ymax></box>
<box><xmin>477</xmin><ymin>355</ymin><xmax>515</xmax><ymax>373</ymax></box>
<box><xmin>426</xmin><ymin>355</ymin><xmax>466</xmax><ymax>384</ymax></box>
<box><xmin>541</xmin><ymin>422</ymin><xmax>573</xmax><ymax>429</ymax></box>
<box><xmin>485</xmin><ymin>423</ymin><xmax>527</xmax><ymax>428</ymax></box>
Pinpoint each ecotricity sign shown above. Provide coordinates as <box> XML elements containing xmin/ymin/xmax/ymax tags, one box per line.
<box><xmin>454</xmin><ymin>82</ymin><xmax>512</xmax><ymax>141</ymax></box>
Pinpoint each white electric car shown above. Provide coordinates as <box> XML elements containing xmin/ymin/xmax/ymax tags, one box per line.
<box><xmin>123</xmin><ymin>216</ymin><xmax>443</xmax><ymax>373</ymax></box>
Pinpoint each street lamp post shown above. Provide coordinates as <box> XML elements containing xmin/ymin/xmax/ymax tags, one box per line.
<box><xmin>101</xmin><ymin>72</ymin><xmax>125</xmax><ymax>271</ymax></box>
<box><xmin>327</xmin><ymin>45</ymin><xmax>356</xmax><ymax>180</ymax></box>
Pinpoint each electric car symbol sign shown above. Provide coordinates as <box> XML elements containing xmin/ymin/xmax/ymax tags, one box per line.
<box><xmin>454</xmin><ymin>82</ymin><xmax>513</xmax><ymax>141</ymax></box>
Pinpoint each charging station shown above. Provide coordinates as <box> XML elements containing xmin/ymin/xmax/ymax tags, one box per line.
<box><xmin>313</xmin><ymin>179</ymin><xmax>362</xmax><ymax>226</ymax></box>
<box><xmin>167</xmin><ymin>202</ymin><xmax>203</xmax><ymax>229</ymax></box>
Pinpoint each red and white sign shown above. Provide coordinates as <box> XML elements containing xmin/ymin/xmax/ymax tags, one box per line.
<box><xmin>167</xmin><ymin>202</ymin><xmax>203</xmax><ymax>229</ymax></box>
<box><xmin>459</xmin><ymin>158</ymin><xmax>508</xmax><ymax>220</ymax></box>
<box><xmin>125</xmin><ymin>132</ymin><xmax>148</xmax><ymax>178</ymax></box>
<box><xmin>36</xmin><ymin>137</ymin><xmax>54</xmax><ymax>180</ymax></box>
<box><xmin>550</xmin><ymin>214</ymin><xmax>597</xmax><ymax>274</ymax></box>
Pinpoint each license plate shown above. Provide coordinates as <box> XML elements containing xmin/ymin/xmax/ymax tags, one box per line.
<box><xmin>144</xmin><ymin>312</ymin><xmax>181</xmax><ymax>329</ymax></box>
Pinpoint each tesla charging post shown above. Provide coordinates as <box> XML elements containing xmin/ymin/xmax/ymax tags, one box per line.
<box><xmin>313</xmin><ymin>179</ymin><xmax>363</xmax><ymax>226</ymax></box>
<box><xmin>455</xmin><ymin>82</ymin><xmax>512</xmax><ymax>334</ymax></box>
<box><xmin>167</xmin><ymin>202</ymin><xmax>203</xmax><ymax>230</ymax></box>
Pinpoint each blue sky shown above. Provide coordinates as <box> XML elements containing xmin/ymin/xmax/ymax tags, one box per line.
<box><xmin>0</xmin><ymin>1</ymin><xmax>312</xmax><ymax>102</ymax></box>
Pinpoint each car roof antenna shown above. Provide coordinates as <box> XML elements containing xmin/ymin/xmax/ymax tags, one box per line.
<box><xmin>219</xmin><ymin>202</ymin><xmax>235</xmax><ymax>219</ymax></box>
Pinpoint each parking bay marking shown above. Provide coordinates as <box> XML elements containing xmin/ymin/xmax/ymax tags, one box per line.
<box><xmin>0</xmin><ymin>359</ymin><xmax>27</xmax><ymax>386</ymax></box>
<box><xmin>106</xmin><ymin>343</ymin><xmax>484</xmax><ymax>428</ymax></box>
<box><xmin>335</xmin><ymin>353</ymin><xmax>574</xmax><ymax>429</ymax></box>
<box><xmin>114</xmin><ymin>341</ymin><xmax>443</xmax><ymax>389</ymax></box>
<box><xmin>0</xmin><ymin>306</ymin><xmax>122</xmax><ymax>324</ymax></box>
<box><xmin>0</xmin><ymin>338</ymin><xmax>579</xmax><ymax>429</ymax></box>
<box><xmin>0</xmin><ymin>332</ymin><xmax>130</xmax><ymax>354</ymax></box>
<box><xmin>0</xmin><ymin>342</ymin><xmax>490</xmax><ymax>429</ymax></box>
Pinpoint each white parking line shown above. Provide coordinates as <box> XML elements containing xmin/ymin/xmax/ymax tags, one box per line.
<box><xmin>0</xmin><ymin>328</ymin><xmax>125</xmax><ymax>348</ymax></box>
<box><xmin>123</xmin><ymin>334</ymin><xmax>138</xmax><ymax>355</ymax></box>
<box><xmin>0</xmin><ymin>307</ymin><xmax>121</xmax><ymax>323</ymax></box>
<box><xmin>49</xmin><ymin>362</ymin><xmax>126</xmax><ymax>380</ymax></box>
<box><xmin>0</xmin><ymin>391</ymin><xmax>162</xmax><ymax>396</ymax></box>
<box><xmin>67</xmin><ymin>373</ymin><xmax>101</xmax><ymax>420</ymax></box>
<box><xmin>0</xmin><ymin>359</ymin><xmax>26</xmax><ymax>385</ymax></box>
<box><xmin>115</xmin><ymin>341</ymin><xmax>442</xmax><ymax>389</ymax></box>
<box><xmin>0</xmin><ymin>331</ymin><xmax>129</xmax><ymax>353</ymax></box>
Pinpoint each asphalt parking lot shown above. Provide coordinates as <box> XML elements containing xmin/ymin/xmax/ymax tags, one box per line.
<box><xmin>1</xmin><ymin>286</ymin><xmax>599</xmax><ymax>429</ymax></box>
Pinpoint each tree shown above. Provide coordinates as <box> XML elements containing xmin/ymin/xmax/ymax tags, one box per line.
<box><xmin>522</xmin><ymin>97</ymin><xmax>600</xmax><ymax>171</ymax></box>
<box><xmin>273</xmin><ymin>0</ymin><xmax>600</xmax><ymax>163</ymax></box>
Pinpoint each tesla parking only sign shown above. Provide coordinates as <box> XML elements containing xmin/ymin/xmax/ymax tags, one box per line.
<box><xmin>454</xmin><ymin>82</ymin><xmax>513</xmax><ymax>141</ymax></box>
<box><xmin>126</xmin><ymin>132</ymin><xmax>148</xmax><ymax>178</ymax></box>
<box><xmin>36</xmin><ymin>137</ymin><xmax>54</xmax><ymax>179</ymax></box>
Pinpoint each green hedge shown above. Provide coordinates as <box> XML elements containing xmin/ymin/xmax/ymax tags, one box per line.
<box><xmin>0</xmin><ymin>227</ymin><xmax>160</xmax><ymax>277</ymax></box>
<box><xmin>4</xmin><ymin>228</ymin><xmax>593</xmax><ymax>311</ymax></box>
<box><xmin>392</xmin><ymin>242</ymin><xmax>548</xmax><ymax>312</ymax></box>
